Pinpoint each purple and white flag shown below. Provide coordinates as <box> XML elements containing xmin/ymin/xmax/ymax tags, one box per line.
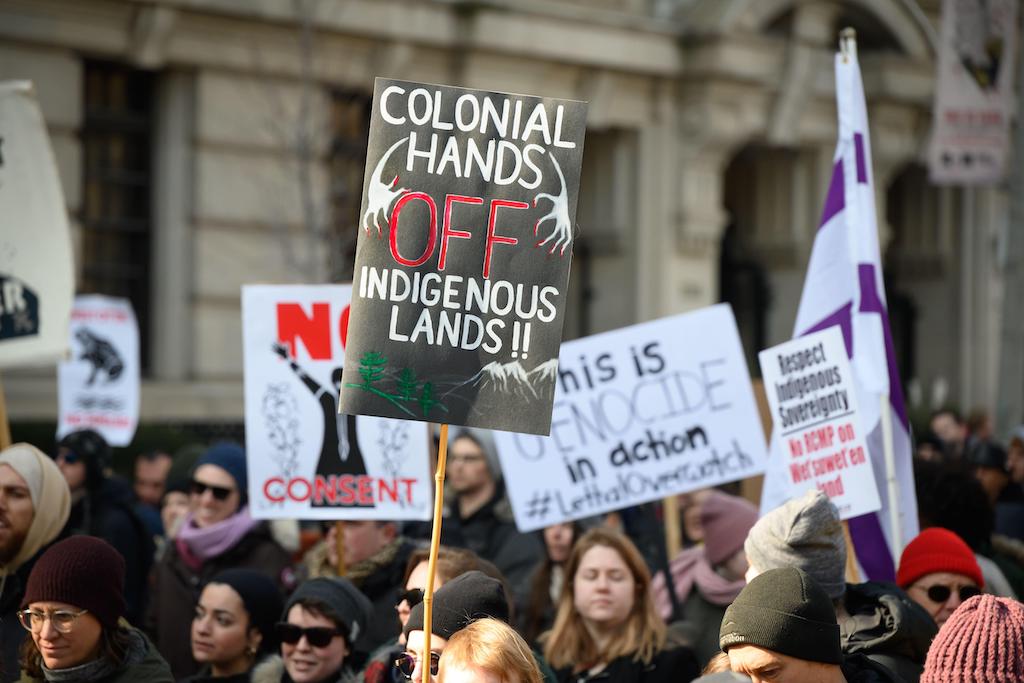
<box><xmin>761</xmin><ymin>44</ymin><xmax>918</xmax><ymax>581</ymax></box>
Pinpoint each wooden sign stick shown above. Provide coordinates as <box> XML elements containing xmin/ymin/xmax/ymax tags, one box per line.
<box><xmin>334</xmin><ymin>521</ymin><xmax>346</xmax><ymax>576</ymax></box>
<box><xmin>421</xmin><ymin>423</ymin><xmax>450</xmax><ymax>673</ymax></box>
<box><xmin>0</xmin><ymin>375</ymin><xmax>11</xmax><ymax>450</ymax></box>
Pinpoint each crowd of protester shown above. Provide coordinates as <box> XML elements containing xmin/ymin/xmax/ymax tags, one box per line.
<box><xmin>1</xmin><ymin>409</ymin><xmax>1023</xmax><ymax>682</ymax></box>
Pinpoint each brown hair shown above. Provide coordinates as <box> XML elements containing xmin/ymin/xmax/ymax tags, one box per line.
<box><xmin>542</xmin><ymin>527</ymin><xmax>665</xmax><ymax>670</ymax></box>
<box><xmin>402</xmin><ymin>546</ymin><xmax>480</xmax><ymax>587</ymax></box>
<box><xmin>20</xmin><ymin>623</ymin><xmax>133</xmax><ymax>677</ymax></box>
<box><xmin>439</xmin><ymin>618</ymin><xmax>542</xmax><ymax>683</ymax></box>
<box><xmin>702</xmin><ymin>651</ymin><xmax>731</xmax><ymax>675</ymax></box>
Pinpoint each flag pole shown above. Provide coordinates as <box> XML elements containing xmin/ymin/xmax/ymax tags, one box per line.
<box><xmin>422</xmin><ymin>423</ymin><xmax>449</xmax><ymax>672</ymax></box>
<box><xmin>880</xmin><ymin>393</ymin><xmax>902</xmax><ymax>552</ymax></box>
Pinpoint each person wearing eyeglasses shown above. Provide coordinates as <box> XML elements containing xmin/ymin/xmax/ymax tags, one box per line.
<box><xmin>436</xmin><ymin>618</ymin><xmax>542</xmax><ymax>683</ymax></box>
<box><xmin>147</xmin><ymin>443</ymin><xmax>293</xmax><ymax>680</ymax></box>
<box><xmin>17</xmin><ymin>535</ymin><xmax>173</xmax><ymax>682</ymax></box>
<box><xmin>362</xmin><ymin>547</ymin><xmax>481</xmax><ymax>683</ymax></box>
<box><xmin>897</xmin><ymin>527</ymin><xmax>985</xmax><ymax>628</ymax></box>
<box><xmin>251</xmin><ymin>576</ymin><xmax>373</xmax><ymax>683</ymax></box>
<box><xmin>54</xmin><ymin>429</ymin><xmax>154</xmax><ymax>628</ymax></box>
<box><xmin>184</xmin><ymin>569</ymin><xmax>284</xmax><ymax>682</ymax></box>
<box><xmin>0</xmin><ymin>443</ymin><xmax>71</xmax><ymax>683</ymax></box>
<box><xmin>400</xmin><ymin>571</ymin><xmax>513</xmax><ymax>683</ymax></box>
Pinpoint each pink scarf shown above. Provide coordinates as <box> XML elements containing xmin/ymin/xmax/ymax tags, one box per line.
<box><xmin>175</xmin><ymin>506</ymin><xmax>259</xmax><ymax>571</ymax></box>
<box><xmin>652</xmin><ymin>546</ymin><xmax>746</xmax><ymax>620</ymax></box>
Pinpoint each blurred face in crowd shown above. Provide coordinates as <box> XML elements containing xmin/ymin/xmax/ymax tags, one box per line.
<box><xmin>397</xmin><ymin>560</ymin><xmax>434</xmax><ymax>631</ymax></box>
<box><xmin>906</xmin><ymin>571</ymin><xmax>981</xmax><ymax>626</ymax></box>
<box><xmin>0</xmin><ymin>464</ymin><xmax>33</xmax><ymax>565</ymax></box>
<box><xmin>1007</xmin><ymin>439</ymin><xmax>1024</xmax><ymax>484</ymax></box>
<box><xmin>192</xmin><ymin>583</ymin><xmax>260</xmax><ymax>676</ymax></box>
<box><xmin>544</xmin><ymin>523</ymin><xmax>575</xmax><ymax>564</ymax></box>
<box><xmin>573</xmin><ymin>544</ymin><xmax>636</xmax><ymax>630</ymax></box>
<box><xmin>162</xmin><ymin>490</ymin><xmax>191</xmax><ymax>536</ymax></box>
<box><xmin>720</xmin><ymin>548</ymin><xmax>749</xmax><ymax>582</ymax></box>
<box><xmin>135</xmin><ymin>453</ymin><xmax>172</xmax><ymax>506</ymax></box>
<box><xmin>930</xmin><ymin>413</ymin><xmax>965</xmax><ymax>449</ymax></box>
<box><xmin>974</xmin><ymin>466</ymin><xmax>1009</xmax><ymax>504</ymax></box>
<box><xmin>448</xmin><ymin>437</ymin><xmax>491</xmax><ymax>495</ymax></box>
<box><xmin>281</xmin><ymin>604</ymin><xmax>347</xmax><ymax>683</ymax></box>
<box><xmin>26</xmin><ymin>600</ymin><xmax>103</xmax><ymax>670</ymax></box>
<box><xmin>191</xmin><ymin>464</ymin><xmax>241</xmax><ymax>528</ymax></box>
<box><xmin>727</xmin><ymin>645</ymin><xmax>845</xmax><ymax>683</ymax></box>
<box><xmin>54</xmin><ymin>447</ymin><xmax>87</xmax><ymax>493</ymax></box>
<box><xmin>342</xmin><ymin>520</ymin><xmax>396</xmax><ymax>567</ymax></box>
<box><xmin>403</xmin><ymin>629</ymin><xmax>447</xmax><ymax>683</ymax></box>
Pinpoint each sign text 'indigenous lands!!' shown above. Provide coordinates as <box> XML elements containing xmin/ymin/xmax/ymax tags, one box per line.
<box><xmin>493</xmin><ymin>305</ymin><xmax>768</xmax><ymax>531</ymax></box>
<box><xmin>339</xmin><ymin>79</ymin><xmax>587</xmax><ymax>435</ymax></box>
<box><xmin>242</xmin><ymin>285</ymin><xmax>431</xmax><ymax>521</ymax></box>
<box><xmin>759</xmin><ymin>326</ymin><xmax>880</xmax><ymax>519</ymax></box>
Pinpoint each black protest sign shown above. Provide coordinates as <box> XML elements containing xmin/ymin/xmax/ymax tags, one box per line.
<box><xmin>339</xmin><ymin>79</ymin><xmax>587</xmax><ymax>435</ymax></box>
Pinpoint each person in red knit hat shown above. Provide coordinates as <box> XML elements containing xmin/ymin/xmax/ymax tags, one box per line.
<box><xmin>921</xmin><ymin>594</ymin><xmax>1024</xmax><ymax>682</ymax></box>
<box><xmin>897</xmin><ymin>528</ymin><xmax>984</xmax><ymax>627</ymax></box>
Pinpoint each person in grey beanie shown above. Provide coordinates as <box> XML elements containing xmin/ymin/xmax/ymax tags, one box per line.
<box><xmin>435</xmin><ymin>428</ymin><xmax>542</xmax><ymax>606</ymax></box>
<box><xmin>720</xmin><ymin>567</ymin><xmax>900</xmax><ymax>682</ymax></box>
<box><xmin>745</xmin><ymin>490</ymin><xmax>935</xmax><ymax>682</ymax></box>
<box><xmin>252</xmin><ymin>577</ymin><xmax>373</xmax><ymax>683</ymax></box>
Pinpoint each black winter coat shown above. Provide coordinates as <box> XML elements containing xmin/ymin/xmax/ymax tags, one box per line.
<box><xmin>1</xmin><ymin>550</ymin><xmax>40</xmax><ymax>683</ymax></box>
<box><xmin>146</xmin><ymin>523</ymin><xmax>292</xmax><ymax>681</ymax></box>
<box><xmin>552</xmin><ymin>646</ymin><xmax>700</xmax><ymax>683</ymax></box>
<box><xmin>841</xmin><ymin>653</ymin><xmax>906</xmax><ymax>683</ymax></box>
<box><xmin>440</xmin><ymin>485</ymin><xmax>543</xmax><ymax>604</ymax></box>
<box><xmin>840</xmin><ymin>582</ymin><xmax>936</xmax><ymax>683</ymax></box>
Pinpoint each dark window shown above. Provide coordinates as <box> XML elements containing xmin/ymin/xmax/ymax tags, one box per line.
<box><xmin>328</xmin><ymin>89</ymin><xmax>372</xmax><ymax>282</ymax></box>
<box><xmin>81</xmin><ymin>61</ymin><xmax>154</xmax><ymax>371</ymax></box>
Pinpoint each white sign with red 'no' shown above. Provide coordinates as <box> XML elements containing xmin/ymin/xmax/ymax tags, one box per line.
<box><xmin>242</xmin><ymin>284</ymin><xmax>432</xmax><ymax>521</ymax></box>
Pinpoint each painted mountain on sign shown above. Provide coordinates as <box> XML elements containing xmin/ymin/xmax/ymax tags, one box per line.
<box><xmin>443</xmin><ymin>359</ymin><xmax>559</xmax><ymax>401</ymax></box>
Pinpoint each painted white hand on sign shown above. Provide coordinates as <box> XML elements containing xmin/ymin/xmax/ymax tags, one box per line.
<box><xmin>493</xmin><ymin>304</ymin><xmax>767</xmax><ymax>531</ymax></box>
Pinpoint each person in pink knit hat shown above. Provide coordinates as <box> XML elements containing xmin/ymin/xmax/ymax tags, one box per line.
<box><xmin>897</xmin><ymin>528</ymin><xmax>984</xmax><ymax>627</ymax></box>
<box><xmin>652</xmin><ymin>490</ymin><xmax>759</xmax><ymax>668</ymax></box>
<box><xmin>921</xmin><ymin>594</ymin><xmax>1024</xmax><ymax>682</ymax></box>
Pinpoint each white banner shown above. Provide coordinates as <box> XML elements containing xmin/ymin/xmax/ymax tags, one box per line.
<box><xmin>57</xmin><ymin>296</ymin><xmax>140</xmax><ymax>446</ymax></box>
<box><xmin>494</xmin><ymin>304</ymin><xmax>767</xmax><ymax>532</ymax></box>
<box><xmin>758</xmin><ymin>327</ymin><xmax>881</xmax><ymax>520</ymax></box>
<box><xmin>0</xmin><ymin>81</ymin><xmax>74</xmax><ymax>367</ymax></box>
<box><xmin>929</xmin><ymin>0</ymin><xmax>1018</xmax><ymax>184</ymax></box>
<box><xmin>242</xmin><ymin>284</ymin><xmax>432</xmax><ymax>521</ymax></box>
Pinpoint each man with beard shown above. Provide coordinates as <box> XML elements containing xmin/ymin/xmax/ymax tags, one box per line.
<box><xmin>0</xmin><ymin>443</ymin><xmax>70</xmax><ymax>682</ymax></box>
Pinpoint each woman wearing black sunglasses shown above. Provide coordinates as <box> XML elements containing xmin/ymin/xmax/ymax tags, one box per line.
<box><xmin>897</xmin><ymin>527</ymin><xmax>985</xmax><ymax>628</ymax></box>
<box><xmin>252</xmin><ymin>577</ymin><xmax>373</xmax><ymax>683</ymax></box>
<box><xmin>147</xmin><ymin>444</ymin><xmax>293</xmax><ymax>680</ymax></box>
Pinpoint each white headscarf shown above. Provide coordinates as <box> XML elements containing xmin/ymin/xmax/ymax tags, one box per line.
<box><xmin>0</xmin><ymin>443</ymin><xmax>71</xmax><ymax>573</ymax></box>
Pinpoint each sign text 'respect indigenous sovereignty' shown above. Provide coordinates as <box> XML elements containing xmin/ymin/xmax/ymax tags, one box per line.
<box><xmin>339</xmin><ymin>79</ymin><xmax>587</xmax><ymax>435</ymax></box>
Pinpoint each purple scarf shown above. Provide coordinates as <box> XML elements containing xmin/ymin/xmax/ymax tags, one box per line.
<box><xmin>175</xmin><ymin>506</ymin><xmax>259</xmax><ymax>571</ymax></box>
<box><xmin>652</xmin><ymin>546</ymin><xmax>746</xmax><ymax>620</ymax></box>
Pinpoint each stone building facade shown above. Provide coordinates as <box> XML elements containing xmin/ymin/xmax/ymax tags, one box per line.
<box><xmin>1</xmin><ymin>0</ymin><xmax>1009</xmax><ymax>430</ymax></box>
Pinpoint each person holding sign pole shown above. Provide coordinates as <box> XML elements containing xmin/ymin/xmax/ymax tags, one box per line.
<box><xmin>745</xmin><ymin>491</ymin><xmax>935</xmax><ymax>681</ymax></box>
<box><xmin>541</xmin><ymin>528</ymin><xmax>700</xmax><ymax>683</ymax></box>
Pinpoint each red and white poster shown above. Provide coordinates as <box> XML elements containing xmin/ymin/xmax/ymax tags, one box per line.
<box><xmin>929</xmin><ymin>0</ymin><xmax>1018</xmax><ymax>185</ymax></box>
<box><xmin>57</xmin><ymin>296</ymin><xmax>140</xmax><ymax>446</ymax></box>
<box><xmin>242</xmin><ymin>284</ymin><xmax>432</xmax><ymax>521</ymax></box>
<box><xmin>758</xmin><ymin>326</ymin><xmax>881</xmax><ymax>520</ymax></box>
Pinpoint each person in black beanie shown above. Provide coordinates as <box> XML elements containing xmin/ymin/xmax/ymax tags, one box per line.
<box><xmin>185</xmin><ymin>569</ymin><xmax>284</xmax><ymax>682</ymax></box>
<box><xmin>400</xmin><ymin>571</ymin><xmax>510</xmax><ymax>683</ymax></box>
<box><xmin>719</xmin><ymin>567</ymin><xmax>900</xmax><ymax>682</ymax></box>
<box><xmin>252</xmin><ymin>576</ymin><xmax>373</xmax><ymax>683</ymax></box>
<box><xmin>17</xmin><ymin>536</ymin><xmax>173</xmax><ymax>682</ymax></box>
